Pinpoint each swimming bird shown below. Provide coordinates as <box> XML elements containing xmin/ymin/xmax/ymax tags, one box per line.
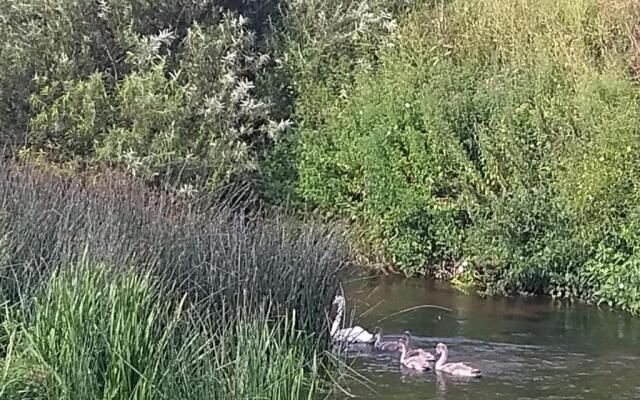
<box><xmin>434</xmin><ymin>343</ymin><xmax>481</xmax><ymax>378</ymax></box>
<box><xmin>373</xmin><ymin>327</ymin><xmax>400</xmax><ymax>351</ymax></box>
<box><xmin>398</xmin><ymin>340</ymin><xmax>433</xmax><ymax>371</ymax></box>
<box><xmin>330</xmin><ymin>295</ymin><xmax>374</xmax><ymax>343</ymax></box>
<box><xmin>402</xmin><ymin>331</ymin><xmax>435</xmax><ymax>361</ymax></box>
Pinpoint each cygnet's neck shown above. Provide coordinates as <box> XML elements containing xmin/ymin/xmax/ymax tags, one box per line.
<box><xmin>399</xmin><ymin>344</ymin><xmax>408</xmax><ymax>361</ymax></box>
<box><xmin>436</xmin><ymin>348</ymin><xmax>448</xmax><ymax>369</ymax></box>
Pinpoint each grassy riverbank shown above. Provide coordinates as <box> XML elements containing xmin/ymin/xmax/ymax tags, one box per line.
<box><xmin>2</xmin><ymin>0</ymin><xmax>640</xmax><ymax>314</ymax></box>
<box><xmin>0</xmin><ymin>161</ymin><xmax>345</xmax><ymax>399</ymax></box>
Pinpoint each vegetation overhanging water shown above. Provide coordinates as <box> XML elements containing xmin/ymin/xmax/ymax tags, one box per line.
<box><xmin>3</xmin><ymin>0</ymin><xmax>640</xmax><ymax>312</ymax></box>
<box><xmin>0</xmin><ymin>161</ymin><xmax>343</xmax><ymax>399</ymax></box>
<box><xmin>2</xmin><ymin>0</ymin><xmax>640</xmax><ymax>398</ymax></box>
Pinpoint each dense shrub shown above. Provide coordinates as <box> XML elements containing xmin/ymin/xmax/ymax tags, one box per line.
<box><xmin>297</xmin><ymin>57</ymin><xmax>480</xmax><ymax>272</ymax></box>
<box><xmin>293</xmin><ymin>0</ymin><xmax>640</xmax><ymax>312</ymax></box>
<box><xmin>4</xmin><ymin>0</ymin><xmax>640</xmax><ymax>314</ymax></box>
<box><xmin>1</xmin><ymin>0</ymin><xmax>413</xmax><ymax>195</ymax></box>
<box><xmin>259</xmin><ymin>0</ymin><xmax>415</xmax><ymax>202</ymax></box>
<box><xmin>1</xmin><ymin>0</ymin><xmax>291</xmax><ymax>191</ymax></box>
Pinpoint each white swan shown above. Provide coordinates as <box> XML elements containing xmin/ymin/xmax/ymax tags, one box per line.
<box><xmin>330</xmin><ymin>295</ymin><xmax>375</xmax><ymax>343</ymax></box>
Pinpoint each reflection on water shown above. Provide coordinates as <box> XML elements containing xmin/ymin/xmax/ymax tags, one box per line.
<box><xmin>335</xmin><ymin>276</ymin><xmax>640</xmax><ymax>400</ymax></box>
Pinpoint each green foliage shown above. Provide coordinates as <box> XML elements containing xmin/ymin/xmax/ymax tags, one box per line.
<box><xmin>258</xmin><ymin>0</ymin><xmax>416</xmax><ymax>202</ymax></box>
<box><xmin>2</xmin><ymin>1</ymin><xmax>290</xmax><ymax>191</ymax></box>
<box><xmin>293</xmin><ymin>0</ymin><xmax>640</xmax><ymax>312</ymax></box>
<box><xmin>297</xmin><ymin>57</ymin><xmax>479</xmax><ymax>273</ymax></box>
<box><xmin>0</xmin><ymin>264</ymin><xmax>324</xmax><ymax>400</ymax></box>
<box><xmin>5</xmin><ymin>0</ymin><xmax>640</xmax><ymax>315</ymax></box>
<box><xmin>215</xmin><ymin>308</ymin><xmax>321</xmax><ymax>400</ymax></box>
<box><xmin>29</xmin><ymin>73</ymin><xmax>110</xmax><ymax>160</ymax></box>
<box><xmin>0</xmin><ymin>159</ymin><xmax>344</xmax><ymax>398</ymax></box>
<box><xmin>1</xmin><ymin>266</ymin><xmax>190</xmax><ymax>399</ymax></box>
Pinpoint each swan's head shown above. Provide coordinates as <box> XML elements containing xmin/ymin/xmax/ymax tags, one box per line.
<box><xmin>374</xmin><ymin>327</ymin><xmax>382</xmax><ymax>335</ymax></box>
<box><xmin>435</xmin><ymin>343</ymin><xmax>447</xmax><ymax>355</ymax></box>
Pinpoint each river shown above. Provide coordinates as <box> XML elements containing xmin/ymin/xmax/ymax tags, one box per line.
<box><xmin>336</xmin><ymin>276</ymin><xmax>640</xmax><ymax>399</ymax></box>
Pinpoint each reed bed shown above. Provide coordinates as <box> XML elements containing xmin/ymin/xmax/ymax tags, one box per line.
<box><xmin>0</xmin><ymin>159</ymin><xmax>346</xmax><ymax>399</ymax></box>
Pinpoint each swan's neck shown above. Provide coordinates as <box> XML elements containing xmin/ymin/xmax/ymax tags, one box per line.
<box><xmin>374</xmin><ymin>333</ymin><xmax>381</xmax><ymax>347</ymax></box>
<box><xmin>330</xmin><ymin>297</ymin><xmax>345</xmax><ymax>336</ymax></box>
<box><xmin>435</xmin><ymin>349</ymin><xmax>448</xmax><ymax>369</ymax></box>
<box><xmin>404</xmin><ymin>335</ymin><xmax>413</xmax><ymax>350</ymax></box>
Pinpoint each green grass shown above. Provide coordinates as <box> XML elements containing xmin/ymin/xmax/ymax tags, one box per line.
<box><xmin>0</xmin><ymin>263</ymin><xmax>325</xmax><ymax>400</ymax></box>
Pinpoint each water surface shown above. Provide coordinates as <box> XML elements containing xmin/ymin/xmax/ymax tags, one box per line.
<box><xmin>337</xmin><ymin>276</ymin><xmax>640</xmax><ymax>399</ymax></box>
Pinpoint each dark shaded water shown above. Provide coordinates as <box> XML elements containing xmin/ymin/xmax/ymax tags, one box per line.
<box><xmin>337</xmin><ymin>277</ymin><xmax>640</xmax><ymax>400</ymax></box>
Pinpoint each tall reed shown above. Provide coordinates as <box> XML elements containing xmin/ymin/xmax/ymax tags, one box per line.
<box><xmin>0</xmin><ymin>159</ymin><xmax>346</xmax><ymax>335</ymax></box>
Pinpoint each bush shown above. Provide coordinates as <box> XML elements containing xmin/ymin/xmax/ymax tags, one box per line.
<box><xmin>296</xmin><ymin>57</ymin><xmax>480</xmax><ymax>273</ymax></box>
<box><xmin>6</xmin><ymin>0</ymin><xmax>640</xmax><ymax>314</ymax></box>
<box><xmin>2</xmin><ymin>1</ymin><xmax>291</xmax><ymax>191</ymax></box>
<box><xmin>292</xmin><ymin>0</ymin><xmax>640</xmax><ymax>312</ymax></box>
